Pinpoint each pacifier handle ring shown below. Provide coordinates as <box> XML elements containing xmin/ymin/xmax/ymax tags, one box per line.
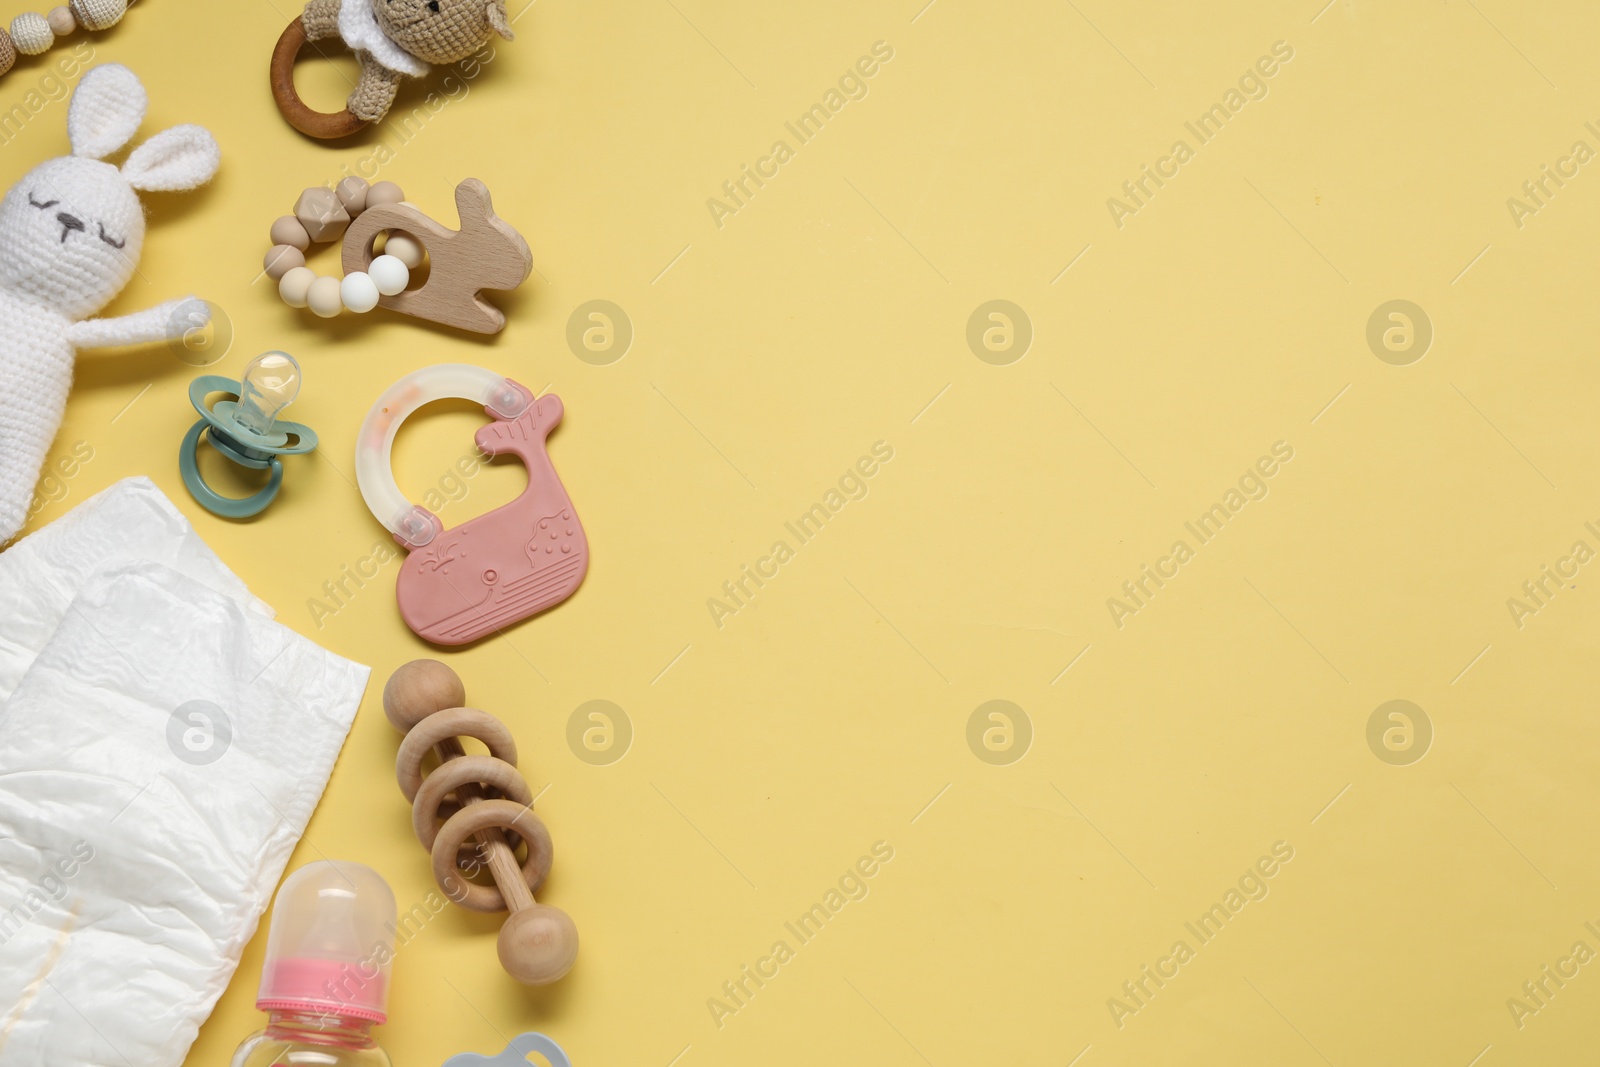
<box><xmin>179</xmin><ymin>419</ymin><xmax>285</xmax><ymax>519</ymax></box>
<box><xmin>355</xmin><ymin>365</ymin><xmax>533</xmax><ymax>548</ymax></box>
<box><xmin>270</xmin><ymin>15</ymin><xmax>369</xmax><ymax>140</ymax></box>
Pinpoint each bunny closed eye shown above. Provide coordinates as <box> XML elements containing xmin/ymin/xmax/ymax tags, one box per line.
<box><xmin>25</xmin><ymin>187</ymin><xmax>126</xmax><ymax>248</ymax></box>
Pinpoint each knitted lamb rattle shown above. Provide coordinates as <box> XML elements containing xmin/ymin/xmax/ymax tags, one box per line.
<box><xmin>271</xmin><ymin>0</ymin><xmax>513</xmax><ymax>139</ymax></box>
<box><xmin>384</xmin><ymin>659</ymin><xmax>578</xmax><ymax>985</ymax></box>
<box><xmin>0</xmin><ymin>64</ymin><xmax>219</xmax><ymax>545</ymax></box>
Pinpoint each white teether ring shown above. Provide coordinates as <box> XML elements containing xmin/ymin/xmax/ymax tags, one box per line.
<box><xmin>355</xmin><ymin>364</ymin><xmax>530</xmax><ymax>548</ymax></box>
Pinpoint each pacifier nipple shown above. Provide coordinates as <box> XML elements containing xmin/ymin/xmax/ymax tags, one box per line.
<box><xmin>237</xmin><ymin>352</ymin><xmax>302</xmax><ymax>436</ymax></box>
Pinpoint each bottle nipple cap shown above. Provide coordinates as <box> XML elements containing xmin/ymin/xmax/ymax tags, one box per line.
<box><xmin>256</xmin><ymin>860</ymin><xmax>397</xmax><ymax>1024</ymax></box>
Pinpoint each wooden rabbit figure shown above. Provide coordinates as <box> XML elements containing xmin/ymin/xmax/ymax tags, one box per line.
<box><xmin>342</xmin><ymin>178</ymin><xmax>531</xmax><ymax>335</ymax></box>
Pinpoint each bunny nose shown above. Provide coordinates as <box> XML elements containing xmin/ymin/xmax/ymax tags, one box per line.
<box><xmin>55</xmin><ymin>212</ymin><xmax>84</xmax><ymax>242</ymax></box>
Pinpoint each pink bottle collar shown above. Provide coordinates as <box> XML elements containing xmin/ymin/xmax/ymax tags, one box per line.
<box><xmin>257</xmin><ymin>957</ymin><xmax>388</xmax><ymax>1024</ymax></box>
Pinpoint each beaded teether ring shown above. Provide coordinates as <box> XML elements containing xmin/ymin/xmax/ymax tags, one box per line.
<box><xmin>180</xmin><ymin>352</ymin><xmax>318</xmax><ymax>519</ymax></box>
<box><xmin>0</xmin><ymin>0</ymin><xmax>132</xmax><ymax>78</ymax></box>
<box><xmin>265</xmin><ymin>177</ymin><xmax>419</xmax><ymax>318</ymax></box>
<box><xmin>266</xmin><ymin>176</ymin><xmax>530</xmax><ymax>334</ymax></box>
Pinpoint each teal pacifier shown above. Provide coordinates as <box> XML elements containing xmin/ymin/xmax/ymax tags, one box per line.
<box><xmin>180</xmin><ymin>351</ymin><xmax>318</xmax><ymax>518</ymax></box>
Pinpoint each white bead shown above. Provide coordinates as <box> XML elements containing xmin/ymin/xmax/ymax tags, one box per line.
<box><xmin>368</xmin><ymin>255</ymin><xmax>410</xmax><ymax>296</ymax></box>
<box><xmin>341</xmin><ymin>271</ymin><xmax>381</xmax><ymax>313</ymax></box>
<box><xmin>307</xmin><ymin>276</ymin><xmax>344</xmax><ymax>318</ymax></box>
<box><xmin>11</xmin><ymin>12</ymin><xmax>54</xmax><ymax>54</ymax></box>
<box><xmin>278</xmin><ymin>266</ymin><xmax>315</xmax><ymax>308</ymax></box>
<box><xmin>383</xmin><ymin>233</ymin><xmax>425</xmax><ymax>269</ymax></box>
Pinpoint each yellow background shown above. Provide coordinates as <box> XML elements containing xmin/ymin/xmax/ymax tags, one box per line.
<box><xmin>4</xmin><ymin>0</ymin><xmax>1599</xmax><ymax>1063</ymax></box>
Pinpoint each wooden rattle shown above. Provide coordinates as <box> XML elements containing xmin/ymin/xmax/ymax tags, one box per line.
<box><xmin>383</xmin><ymin>659</ymin><xmax>577</xmax><ymax>985</ymax></box>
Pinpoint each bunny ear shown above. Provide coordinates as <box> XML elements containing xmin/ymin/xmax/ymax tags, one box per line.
<box><xmin>121</xmin><ymin>126</ymin><xmax>220</xmax><ymax>191</ymax></box>
<box><xmin>68</xmin><ymin>64</ymin><xmax>148</xmax><ymax>159</ymax></box>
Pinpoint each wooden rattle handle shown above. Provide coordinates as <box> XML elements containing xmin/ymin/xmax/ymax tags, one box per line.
<box><xmin>270</xmin><ymin>15</ymin><xmax>368</xmax><ymax>140</ymax></box>
<box><xmin>384</xmin><ymin>660</ymin><xmax>578</xmax><ymax>985</ymax></box>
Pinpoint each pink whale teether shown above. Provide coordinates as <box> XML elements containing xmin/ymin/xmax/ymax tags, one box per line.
<box><xmin>356</xmin><ymin>365</ymin><xmax>588</xmax><ymax>646</ymax></box>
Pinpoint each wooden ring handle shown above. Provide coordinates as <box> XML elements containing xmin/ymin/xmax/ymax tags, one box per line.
<box><xmin>430</xmin><ymin>799</ymin><xmax>554</xmax><ymax>913</ymax></box>
<box><xmin>411</xmin><ymin>753</ymin><xmax>533</xmax><ymax>853</ymax></box>
<box><xmin>396</xmin><ymin>706</ymin><xmax>518</xmax><ymax>802</ymax></box>
<box><xmin>432</xmin><ymin>797</ymin><xmax>525</xmax><ymax>858</ymax></box>
<box><xmin>270</xmin><ymin>15</ymin><xmax>369</xmax><ymax>140</ymax></box>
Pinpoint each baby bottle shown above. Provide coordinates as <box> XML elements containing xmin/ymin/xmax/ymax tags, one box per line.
<box><xmin>230</xmin><ymin>861</ymin><xmax>398</xmax><ymax>1067</ymax></box>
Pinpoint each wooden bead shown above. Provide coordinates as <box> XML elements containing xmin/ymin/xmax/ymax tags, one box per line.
<box><xmin>335</xmin><ymin>176</ymin><xmax>369</xmax><ymax>215</ymax></box>
<box><xmin>263</xmin><ymin>244</ymin><xmax>305</xmax><ymax>280</ymax></box>
<box><xmin>340</xmin><ymin>271</ymin><xmax>380</xmax><ymax>313</ymax></box>
<box><xmin>278</xmin><ymin>266</ymin><xmax>315</xmax><ymax>308</ymax></box>
<box><xmin>383</xmin><ymin>232</ymin><xmax>425</xmax><ymax>269</ymax></box>
<box><xmin>367</xmin><ymin>181</ymin><xmax>404</xmax><ymax>208</ymax></box>
<box><xmin>294</xmin><ymin>186</ymin><xmax>350</xmax><ymax>243</ymax></box>
<box><xmin>382</xmin><ymin>659</ymin><xmax>465</xmax><ymax>732</ymax></box>
<box><xmin>68</xmin><ymin>0</ymin><xmax>125</xmax><ymax>31</ymax></box>
<box><xmin>0</xmin><ymin>30</ymin><xmax>15</xmax><ymax>76</ymax></box>
<box><xmin>269</xmin><ymin>215</ymin><xmax>310</xmax><ymax>251</ymax></box>
<box><xmin>10</xmin><ymin>13</ymin><xmax>53</xmax><ymax>55</ymax></box>
<box><xmin>46</xmin><ymin>6</ymin><xmax>73</xmax><ymax>35</ymax></box>
<box><xmin>306</xmin><ymin>275</ymin><xmax>343</xmax><ymax>318</ymax></box>
<box><xmin>498</xmin><ymin>905</ymin><xmax>579</xmax><ymax>985</ymax></box>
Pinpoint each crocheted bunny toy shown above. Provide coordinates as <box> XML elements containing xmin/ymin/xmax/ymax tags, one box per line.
<box><xmin>303</xmin><ymin>0</ymin><xmax>512</xmax><ymax>123</ymax></box>
<box><xmin>0</xmin><ymin>63</ymin><xmax>220</xmax><ymax>544</ymax></box>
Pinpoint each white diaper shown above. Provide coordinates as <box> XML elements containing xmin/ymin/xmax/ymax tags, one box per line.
<box><xmin>0</xmin><ymin>492</ymin><xmax>369</xmax><ymax>1067</ymax></box>
<box><xmin>0</xmin><ymin>476</ymin><xmax>271</xmax><ymax>703</ymax></box>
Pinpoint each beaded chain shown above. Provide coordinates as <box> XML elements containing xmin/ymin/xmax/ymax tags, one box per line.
<box><xmin>265</xmin><ymin>176</ymin><xmax>425</xmax><ymax>319</ymax></box>
<box><xmin>1</xmin><ymin>0</ymin><xmax>132</xmax><ymax>75</ymax></box>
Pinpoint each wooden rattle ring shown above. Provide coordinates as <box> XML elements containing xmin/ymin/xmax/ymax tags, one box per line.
<box><xmin>412</xmin><ymin>754</ymin><xmax>534</xmax><ymax>854</ymax></box>
<box><xmin>396</xmin><ymin>706</ymin><xmax>518</xmax><ymax>802</ymax></box>
<box><xmin>270</xmin><ymin>16</ymin><xmax>367</xmax><ymax>140</ymax></box>
<box><xmin>431</xmin><ymin>799</ymin><xmax>553</xmax><ymax>913</ymax></box>
<box><xmin>433</xmin><ymin>797</ymin><xmax>525</xmax><ymax>861</ymax></box>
